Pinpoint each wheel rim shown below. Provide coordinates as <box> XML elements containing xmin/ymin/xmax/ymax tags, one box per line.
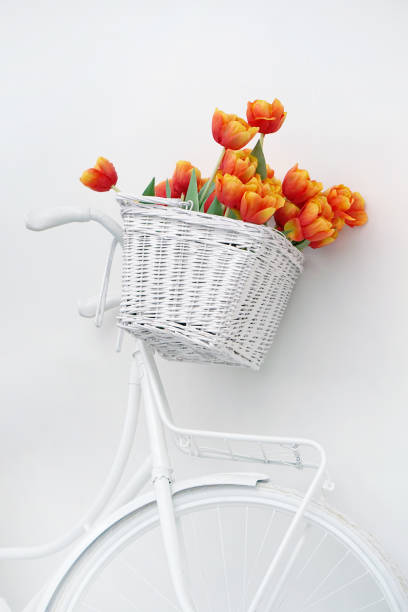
<box><xmin>45</xmin><ymin>485</ymin><xmax>407</xmax><ymax>612</ymax></box>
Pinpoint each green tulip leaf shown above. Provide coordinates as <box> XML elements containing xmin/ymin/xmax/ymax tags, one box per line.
<box><xmin>207</xmin><ymin>196</ymin><xmax>224</xmax><ymax>216</ymax></box>
<box><xmin>251</xmin><ymin>139</ymin><xmax>267</xmax><ymax>180</ymax></box>
<box><xmin>185</xmin><ymin>168</ymin><xmax>199</xmax><ymax>211</ymax></box>
<box><xmin>142</xmin><ymin>177</ymin><xmax>155</xmax><ymax>196</ymax></box>
<box><xmin>165</xmin><ymin>179</ymin><xmax>172</xmax><ymax>198</ymax></box>
<box><xmin>198</xmin><ymin>179</ymin><xmax>215</xmax><ymax>209</ymax></box>
<box><xmin>225</xmin><ymin>208</ymin><xmax>240</xmax><ymax>220</ymax></box>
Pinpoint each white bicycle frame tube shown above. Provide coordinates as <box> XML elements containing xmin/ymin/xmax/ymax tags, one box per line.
<box><xmin>139</xmin><ymin>341</ymin><xmax>328</xmax><ymax>611</ymax></box>
<box><xmin>135</xmin><ymin>347</ymin><xmax>197</xmax><ymax>612</ymax></box>
<box><xmin>7</xmin><ymin>202</ymin><xmax>329</xmax><ymax>612</ymax></box>
<box><xmin>0</xmin><ymin>353</ymin><xmax>148</xmax><ymax>560</ymax></box>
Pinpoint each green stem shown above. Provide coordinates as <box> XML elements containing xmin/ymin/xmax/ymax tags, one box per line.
<box><xmin>294</xmin><ymin>239</ymin><xmax>310</xmax><ymax>250</ymax></box>
<box><xmin>224</xmin><ymin>207</ymin><xmax>230</xmax><ymax>217</ymax></box>
<box><xmin>111</xmin><ymin>185</ymin><xmax>120</xmax><ymax>192</ymax></box>
<box><xmin>200</xmin><ymin>147</ymin><xmax>225</xmax><ymax>203</ymax></box>
<box><xmin>259</xmin><ymin>133</ymin><xmax>265</xmax><ymax>149</ymax></box>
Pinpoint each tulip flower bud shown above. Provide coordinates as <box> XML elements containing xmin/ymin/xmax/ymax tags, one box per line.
<box><xmin>325</xmin><ymin>185</ymin><xmax>367</xmax><ymax>227</ymax></box>
<box><xmin>240</xmin><ymin>191</ymin><xmax>284</xmax><ymax>225</ymax></box>
<box><xmin>281</xmin><ymin>195</ymin><xmax>335</xmax><ymax>247</ymax></box>
<box><xmin>274</xmin><ymin>200</ymin><xmax>301</xmax><ymax>228</ymax></box>
<box><xmin>172</xmin><ymin>161</ymin><xmax>202</xmax><ymax>197</ymax></box>
<box><xmin>282</xmin><ymin>164</ymin><xmax>322</xmax><ymax>205</ymax></box>
<box><xmin>345</xmin><ymin>192</ymin><xmax>367</xmax><ymax>227</ymax></box>
<box><xmin>246</xmin><ymin>99</ymin><xmax>286</xmax><ymax>134</ymax></box>
<box><xmin>212</xmin><ymin>109</ymin><xmax>258</xmax><ymax>150</ymax></box>
<box><xmin>220</xmin><ymin>149</ymin><xmax>258</xmax><ymax>184</ymax></box>
<box><xmin>80</xmin><ymin>157</ymin><xmax>118</xmax><ymax>192</ymax></box>
<box><xmin>215</xmin><ymin>173</ymin><xmax>248</xmax><ymax>210</ymax></box>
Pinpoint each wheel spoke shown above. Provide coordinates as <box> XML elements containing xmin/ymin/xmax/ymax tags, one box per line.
<box><xmin>190</xmin><ymin>512</ymin><xmax>213</xmax><ymax>612</ymax></box>
<box><xmin>217</xmin><ymin>506</ymin><xmax>232</xmax><ymax>612</ymax></box>
<box><xmin>43</xmin><ymin>487</ymin><xmax>404</xmax><ymax>612</ymax></box>
<box><xmin>301</xmin><ymin>570</ymin><xmax>369</xmax><ymax>611</ymax></box>
<box><xmin>293</xmin><ymin>533</ymin><xmax>328</xmax><ymax>582</ymax></box>
<box><xmin>353</xmin><ymin>598</ymin><xmax>386</xmax><ymax>611</ymax></box>
<box><xmin>275</xmin><ymin>532</ymin><xmax>328</xmax><ymax>611</ymax></box>
<box><xmin>119</xmin><ymin>593</ymin><xmax>140</xmax><ymax>610</ymax></box>
<box><xmin>121</xmin><ymin>560</ymin><xmax>179</xmax><ymax>610</ymax></box>
<box><xmin>302</xmin><ymin>550</ymin><xmax>350</xmax><ymax>606</ymax></box>
<box><xmin>242</xmin><ymin>505</ymin><xmax>249</xmax><ymax>611</ymax></box>
<box><xmin>245</xmin><ymin>508</ymin><xmax>276</xmax><ymax>596</ymax></box>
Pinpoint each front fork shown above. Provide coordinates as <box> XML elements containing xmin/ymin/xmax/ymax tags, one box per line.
<box><xmin>134</xmin><ymin>343</ymin><xmax>197</xmax><ymax>612</ymax></box>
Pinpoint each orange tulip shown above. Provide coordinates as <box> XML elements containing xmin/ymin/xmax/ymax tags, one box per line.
<box><xmin>302</xmin><ymin>216</ymin><xmax>334</xmax><ymax>241</ymax></box>
<box><xmin>215</xmin><ymin>173</ymin><xmax>260</xmax><ymax>210</ymax></box>
<box><xmin>215</xmin><ymin>173</ymin><xmax>248</xmax><ymax>210</ymax></box>
<box><xmin>80</xmin><ymin>157</ymin><xmax>118</xmax><ymax>192</ymax></box>
<box><xmin>220</xmin><ymin>149</ymin><xmax>258</xmax><ymax>184</ymax></box>
<box><xmin>240</xmin><ymin>191</ymin><xmax>284</xmax><ymax>224</ymax></box>
<box><xmin>274</xmin><ymin>200</ymin><xmax>300</xmax><ymax>228</ymax></box>
<box><xmin>259</xmin><ymin>176</ymin><xmax>283</xmax><ymax>197</ymax></box>
<box><xmin>282</xmin><ymin>195</ymin><xmax>335</xmax><ymax>245</ymax></box>
<box><xmin>282</xmin><ymin>164</ymin><xmax>322</xmax><ymax>205</ymax></box>
<box><xmin>310</xmin><ymin>231</ymin><xmax>338</xmax><ymax>249</ymax></box>
<box><xmin>324</xmin><ymin>184</ymin><xmax>352</xmax><ymax>212</ymax></box>
<box><xmin>284</xmin><ymin>218</ymin><xmax>304</xmax><ymax>241</ymax></box>
<box><xmin>246</xmin><ymin>99</ymin><xmax>286</xmax><ymax>134</ymax></box>
<box><xmin>345</xmin><ymin>192</ymin><xmax>368</xmax><ymax>227</ymax></box>
<box><xmin>325</xmin><ymin>185</ymin><xmax>367</xmax><ymax>227</ymax></box>
<box><xmin>212</xmin><ymin>109</ymin><xmax>258</xmax><ymax>150</ymax></box>
<box><xmin>172</xmin><ymin>161</ymin><xmax>202</xmax><ymax>196</ymax></box>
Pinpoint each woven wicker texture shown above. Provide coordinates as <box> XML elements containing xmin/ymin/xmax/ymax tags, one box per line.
<box><xmin>119</xmin><ymin>201</ymin><xmax>304</xmax><ymax>369</ymax></box>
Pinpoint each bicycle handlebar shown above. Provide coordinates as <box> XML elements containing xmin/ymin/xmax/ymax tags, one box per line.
<box><xmin>26</xmin><ymin>206</ymin><xmax>91</xmax><ymax>230</ymax></box>
<box><xmin>78</xmin><ymin>295</ymin><xmax>120</xmax><ymax>318</ymax></box>
<box><xmin>26</xmin><ymin>206</ymin><xmax>123</xmax><ymax>244</ymax></box>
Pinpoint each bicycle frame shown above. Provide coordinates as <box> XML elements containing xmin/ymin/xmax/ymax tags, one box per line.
<box><xmin>136</xmin><ymin>340</ymin><xmax>328</xmax><ymax>612</ymax></box>
<box><xmin>1</xmin><ymin>202</ymin><xmax>330</xmax><ymax>612</ymax></box>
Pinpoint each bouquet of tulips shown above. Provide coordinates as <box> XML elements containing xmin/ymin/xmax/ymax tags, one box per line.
<box><xmin>80</xmin><ymin>98</ymin><xmax>367</xmax><ymax>250</ymax></box>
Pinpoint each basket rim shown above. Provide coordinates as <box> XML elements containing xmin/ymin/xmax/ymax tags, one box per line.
<box><xmin>117</xmin><ymin>196</ymin><xmax>304</xmax><ymax>266</ymax></box>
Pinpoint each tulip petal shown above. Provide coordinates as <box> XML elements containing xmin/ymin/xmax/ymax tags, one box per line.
<box><xmin>299</xmin><ymin>200</ymin><xmax>320</xmax><ymax>225</ymax></box>
<box><xmin>284</xmin><ymin>218</ymin><xmax>304</xmax><ymax>241</ymax></box>
<box><xmin>80</xmin><ymin>168</ymin><xmax>113</xmax><ymax>192</ymax></box>
<box><xmin>251</xmin><ymin>207</ymin><xmax>276</xmax><ymax>224</ymax></box>
<box><xmin>95</xmin><ymin>157</ymin><xmax>118</xmax><ymax>185</ymax></box>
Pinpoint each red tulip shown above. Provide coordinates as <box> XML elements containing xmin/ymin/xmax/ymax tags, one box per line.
<box><xmin>172</xmin><ymin>161</ymin><xmax>202</xmax><ymax>197</ymax></box>
<box><xmin>80</xmin><ymin>157</ymin><xmax>118</xmax><ymax>192</ymax></box>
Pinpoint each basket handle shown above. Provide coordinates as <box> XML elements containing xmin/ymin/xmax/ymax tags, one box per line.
<box><xmin>116</xmin><ymin>193</ymin><xmax>193</xmax><ymax>210</ymax></box>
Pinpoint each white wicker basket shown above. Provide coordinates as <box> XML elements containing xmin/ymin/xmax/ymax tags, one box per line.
<box><xmin>118</xmin><ymin>199</ymin><xmax>304</xmax><ymax>369</ymax></box>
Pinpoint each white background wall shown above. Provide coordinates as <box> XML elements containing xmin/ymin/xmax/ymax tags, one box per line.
<box><xmin>1</xmin><ymin>0</ymin><xmax>407</xmax><ymax>608</ymax></box>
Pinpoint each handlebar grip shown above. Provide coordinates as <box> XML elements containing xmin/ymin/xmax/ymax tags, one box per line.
<box><xmin>26</xmin><ymin>207</ymin><xmax>91</xmax><ymax>231</ymax></box>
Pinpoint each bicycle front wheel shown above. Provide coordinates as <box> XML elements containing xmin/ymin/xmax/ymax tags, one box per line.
<box><xmin>42</xmin><ymin>483</ymin><xmax>407</xmax><ymax>611</ymax></box>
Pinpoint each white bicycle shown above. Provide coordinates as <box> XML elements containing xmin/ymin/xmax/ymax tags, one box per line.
<box><xmin>1</xmin><ymin>199</ymin><xmax>406</xmax><ymax>611</ymax></box>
